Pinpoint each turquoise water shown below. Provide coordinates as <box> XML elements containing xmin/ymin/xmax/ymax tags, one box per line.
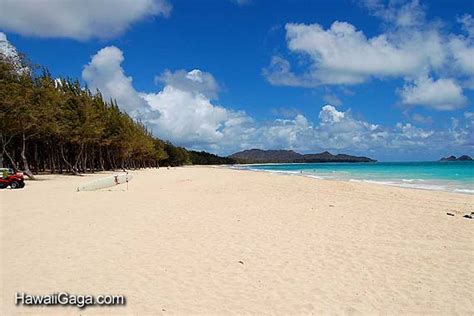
<box><xmin>241</xmin><ymin>161</ymin><xmax>474</xmax><ymax>194</ymax></box>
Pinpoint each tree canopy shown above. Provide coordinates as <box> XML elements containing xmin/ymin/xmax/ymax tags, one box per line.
<box><xmin>0</xmin><ymin>53</ymin><xmax>235</xmax><ymax>178</ymax></box>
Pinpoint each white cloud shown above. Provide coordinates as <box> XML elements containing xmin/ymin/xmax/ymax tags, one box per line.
<box><xmin>156</xmin><ymin>69</ymin><xmax>220</xmax><ymax>100</ymax></box>
<box><xmin>82</xmin><ymin>46</ymin><xmax>249</xmax><ymax>148</ymax></box>
<box><xmin>319</xmin><ymin>105</ymin><xmax>345</xmax><ymax>123</ymax></box>
<box><xmin>395</xmin><ymin>122</ymin><xmax>433</xmax><ymax>139</ymax></box>
<box><xmin>142</xmin><ymin>86</ymin><xmax>243</xmax><ymax>146</ymax></box>
<box><xmin>448</xmin><ymin>15</ymin><xmax>474</xmax><ymax>87</ymax></box>
<box><xmin>399</xmin><ymin>76</ymin><xmax>467</xmax><ymax>111</ymax></box>
<box><xmin>0</xmin><ymin>31</ymin><xmax>28</xmax><ymax>73</ymax></box>
<box><xmin>82</xmin><ymin>46</ymin><xmax>159</xmax><ymax>120</ymax></box>
<box><xmin>265</xmin><ymin>20</ymin><xmax>444</xmax><ymax>85</ymax></box>
<box><xmin>458</xmin><ymin>14</ymin><xmax>474</xmax><ymax>38</ymax></box>
<box><xmin>313</xmin><ymin>105</ymin><xmax>386</xmax><ymax>151</ymax></box>
<box><xmin>362</xmin><ymin>0</ymin><xmax>426</xmax><ymax>28</ymax></box>
<box><xmin>0</xmin><ymin>32</ymin><xmax>16</xmax><ymax>59</ymax></box>
<box><xmin>0</xmin><ymin>0</ymin><xmax>171</xmax><ymax>40</ymax></box>
<box><xmin>263</xmin><ymin>56</ymin><xmax>318</xmax><ymax>87</ymax></box>
<box><xmin>81</xmin><ymin>46</ymin><xmax>473</xmax><ymax>157</ymax></box>
<box><xmin>264</xmin><ymin>1</ymin><xmax>473</xmax><ymax>111</ymax></box>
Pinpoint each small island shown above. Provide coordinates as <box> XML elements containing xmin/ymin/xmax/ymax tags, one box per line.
<box><xmin>439</xmin><ymin>155</ymin><xmax>473</xmax><ymax>162</ymax></box>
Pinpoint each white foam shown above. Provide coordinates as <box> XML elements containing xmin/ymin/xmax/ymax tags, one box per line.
<box><xmin>350</xmin><ymin>179</ymin><xmax>448</xmax><ymax>191</ymax></box>
<box><xmin>454</xmin><ymin>189</ymin><xmax>474</xmax><ymax>194</ymax></box>
<box><xmin>238</xmin><ymin>166</ymin><xmax>474</xmax><ymax>194</ymax></box>
<box><xmin>305</xmin><ymin>175</ymin><xmax>324</xmax><ymax>180</ymax></box>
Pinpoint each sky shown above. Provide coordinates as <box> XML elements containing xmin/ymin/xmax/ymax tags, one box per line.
<box><xmin>0</xmin><ymin>0</ymin><xmax>473</xmax><ymax>161</ymax></box>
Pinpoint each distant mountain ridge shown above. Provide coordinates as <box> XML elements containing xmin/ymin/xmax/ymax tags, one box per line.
<box><xmin>229</xmin><ymin>149</ymin><xmax>376</xmax><ymax>163</ymax></box>
<box><xmin>439</xmin><ymin>155</ymin><xmax>472</xmax><ymax>161</ymax></box>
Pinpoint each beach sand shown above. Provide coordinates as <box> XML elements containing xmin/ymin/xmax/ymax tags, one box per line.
<box><xmin>1</xmin><ymin>166</ymin><xmax>473</xmax><ymax>315</ymax></box>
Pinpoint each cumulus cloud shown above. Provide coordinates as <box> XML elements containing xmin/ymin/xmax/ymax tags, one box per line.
<box><xmin>0</xmin><ymin>31</ymin><xmax>28</xmax><ymax>73</ymax></box>
<box><xmin>264</xmin><ymin>1</ymin><xmax>473</xmax><ymax>111</ymax></box>
<box><xmin>458</xmin><ymin>14</ymin><xmax>474</xmax><ymax>38</ymax></box>
<box><xmin>319</xmin><ymin>105</ymin><xmax>345</xmax><ymax>123</ymax></box>
<box><xmin>449</xmin><ymin>15</ymin><xmax>474</xmax><ymax>88</ymax></box>
<box><xmin>0</xmin><ymin>0</ymin><xmax>171</xmax><ymax>40</ymax></box>
<box><xmin>80</xmin><ymin>46</ymin><xmax>473</xmax><ymax>156</ymax></box>
<box><xmin>399</xmin><ymin>76</ymin><xmax>467</xmax><ymax>111</ymax></box>
<box><xmin>265</xmin><ymin>20</ymin><xmax>444</xmax><ymax>85</ymax></box>
<box><xmin>82</xmin><ymin>46</ymin><xmax>248</xmax><ymax>149</ymax></box>
<box><xmin>0</xmin><ymin>32</ymin><xmax>17</xmax><ymax>59</ymax></box>
<box><xmin>263</xmin><ymin>56</ymin><xmax>317</xmax><ymax>87</ymax></box>
<box><xmin>156</xmin><ymin>69</ymin><xmax>220</xmax><ymax>100</ymax></box>
<box><xmin>142</xmin><ymin>87</ymin><xmax>245</xmax><ymax>146</ymax></box>
<box><xmin>362</xmin><ymin>0</ymin><xmax>426</xmax><ymax>28</ymax></box>
<box><xmin>82</xmin><ymin>46</ymin><xmax>156</xmax><ymax>119</ymax></box>
<box><xmin>314</xmin><ymin>105</ymin><xmax>385</xmax><ymax>151</ymax></box>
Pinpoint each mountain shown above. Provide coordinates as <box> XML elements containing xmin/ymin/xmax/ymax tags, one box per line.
<box><xmin>303</xmin><ymin>151</ymin><xmax>376</xmax><ymax>163</ymax></box>
<box><xmin>439</xmin><ymin>155</ymin><xmax>472</xmax><ymax>161</ymax></box>
<box><xmin>229</xmin><ymin>149</ymin><xmax>302</xmax><ymax>163</ymax></box>
<box><xmin>229</xmin><ymin>149</ymin><xmax>376</xmax><ymax>163</ymax></box>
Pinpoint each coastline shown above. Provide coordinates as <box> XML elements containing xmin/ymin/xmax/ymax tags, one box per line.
<box><xmin>233</xmin><ymin>162</ymin><xmax>474</xmax><ymax>195</ymax></box>
<box><xmin>1</xmin><ymin>166</ymin><xmax>473</xmax><ymax>314</ymax></box>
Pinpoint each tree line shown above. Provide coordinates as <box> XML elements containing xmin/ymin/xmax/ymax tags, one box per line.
<box><xmin>188</xmin><ymin>151</ymin><xmax>236</xmax><ymax>165</ymax></box>
<box><xmin>0</xmin><ymin>54</ymin><xmax>234</xmax><ymax>179</ymax></box>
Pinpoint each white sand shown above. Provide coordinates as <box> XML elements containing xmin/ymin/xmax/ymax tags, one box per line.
<box><xmin>1</xmin><ymin>166</ymin><xmax>473</xmax><ymax>314</ymax></box>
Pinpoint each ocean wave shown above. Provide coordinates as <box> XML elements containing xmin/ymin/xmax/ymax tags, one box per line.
<box><xmin>265</xmin><ymin>170</ymin><xmax>301</xmax><ymax>175</ymax></box>
<box><xmin>349</xmin><ymin>179</ymin><xmax>448</xmax><ymax>191</ymax></box>
<box><xmin>239</xmin><ymin>165</ymin><xmax>474</xmax><ymax>194</ymax></box>
<box><xmin>454</xmin><ymin>189</ymin><xmax>474</xmax><ymax>194</ymax></box>
<box><xmin>304</xmin><ymin>174</ymin><xmax>325</xmax><ymax>179</ymax></box>
<box><xmin>247</xmin><ymin>169</ymin><xmax>302</xmax><ymax>175</ymax></box>
<box><xmin>350</xmin><ymin>179</ymin><xmax>396</xmax><ymax>186</ymax></box>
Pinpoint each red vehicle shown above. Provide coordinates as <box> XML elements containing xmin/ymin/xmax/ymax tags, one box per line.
<box><xmin>0</xmin><ymin>168</ymin><xmax>25</xmax><ymax>189</ymax></box>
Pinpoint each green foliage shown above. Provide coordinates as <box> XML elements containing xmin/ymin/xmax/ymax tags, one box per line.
<box><xmin>0</xmin><ymin>54</ymin><xmax>234</xmax><ymax>174</ymax></box>
<box><xmin>0</xmin><ymin>55</ymin><xmax>173</xmax><ymax>173</ymax></box>
<box><xmin>189</xmin><ymin>151</ymin><xmax>236</xmax><ymax>165</ymax></box>
<box><xmin>162</xmin><ymin>142</ymin><xmax>191</xmax><ymax>166</ymax></box>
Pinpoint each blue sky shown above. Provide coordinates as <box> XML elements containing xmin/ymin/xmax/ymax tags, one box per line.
<box><xmin>0</xmin><ymin>0</ymin><xmax>473</xmax><ymax>160</ymax></box>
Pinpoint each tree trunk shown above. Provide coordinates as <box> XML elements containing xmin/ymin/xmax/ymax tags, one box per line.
<box><xmin>21</xmin><ymin>133</ymin><xmax>35</xmax><ymax>179</ymax></box>
<box><xmin>0</xmin><ymin>133</ymin><xmax>3</xmax><ymax>169</ymax></box>
<box><xmin>1</xmin><ymin>135</ymin><xmax>17</xmax><ymax>170</ymax></box>
<box><xmin>99</xmin><ymin>146</ymin><xmax>105</xmax><ymax>171</ymax></box>
<box><xmin>73</xmin><ymin>143</ymin><xmax>84</xmax><ymax>174</ymax></box>
<box><xmin>60</xmin><ymin>144</ymin><xmax>78</xmax><ymax>175</ymax></box>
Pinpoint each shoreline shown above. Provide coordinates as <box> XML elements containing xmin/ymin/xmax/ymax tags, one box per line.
<box><xmin>1</xmin><ymin>166</ymin><xmax>473</xmax><ymax>314</ymax></box>
<box><xmin>17</xmin><ymin>165</ymin><xmax>474</xmax><ymax>196</ymax></box>
<box><xmin>230</xmin><ymin>163</ymin><xmax>474</xmax><ymax>195</ymax></box>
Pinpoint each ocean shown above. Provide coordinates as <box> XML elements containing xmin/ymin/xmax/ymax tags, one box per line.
<box><xmin>239</xmin><ymin>161</ymin><xmax>474</xmax><ymax>194</ymax></box>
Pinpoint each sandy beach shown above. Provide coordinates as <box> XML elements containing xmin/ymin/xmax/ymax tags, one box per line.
<box><xmin>1</xmin><ymin>166</ymin><xmax>473</xmax><ymax>315</ymax></box>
